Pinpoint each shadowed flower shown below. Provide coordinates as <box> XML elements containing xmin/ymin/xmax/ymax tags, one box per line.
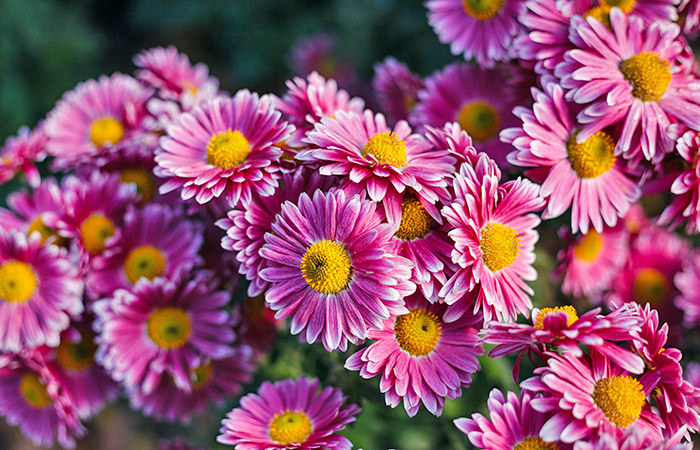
<box><xmin>372</xmin><ymin>57</ymin><xmax>424</xmax><ymax>125</ymax></box>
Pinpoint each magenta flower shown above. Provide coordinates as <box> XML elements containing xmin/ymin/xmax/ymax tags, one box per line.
<box><xmin>217</xmin><ymin>377</ymin><xmax>360</xmax><ymax>450</ymax></box>
<box><xmin>676</xmin><ymin>250</ymin><xmax>700</xmax><ymax>325</ymax></box>
<box><xmin>345</xmin><ymin>293</ymin><xmax>482</xmax><ymax>417</ymax></box>
<box><xmin>658</xmin><ymin>127</ymin><xmax>700</xmax><ymax>233</ymax></box>
<box><xmin>424</xmin><ymin>122</ymin><xmax>478</xmax><ymax>166</ymax></box>
<box><xmin>259</xmin><ymin>189</ymin><xmax>415</xmax><ymax>351</ymax></box>
<box><xmin>0</xmin><ymin>124</ymin><xmax>46</xmax><ymax>188</ymax></box>
<box><xmin>372</xmin><ymin>57</ymin><xmax>424</xmax><ymax>125</ymax></box>
<box><xmin>680</xmin><ymin>0</ymin><xmax>700</xmax><ymax>37</ymax></box>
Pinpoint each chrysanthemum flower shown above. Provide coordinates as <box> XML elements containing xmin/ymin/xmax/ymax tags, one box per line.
<box><xmin>44</xmin><ymin>73</ymin><xmax>152</xmax><ymax>171</ymax></box>
<box><xmin>425</xmin><ymin>0</ymin><xmax>524</xmax><ymax>68</ymax></box>
<box><xmin>424</xmin><ymin>122</ymin><xmax>478</xmax><ymax>166</ymax></box>
<box><xmin>552</xmin><ymin>224</ymin><xmax>629</xmax><ymax>297</ymax></box>
<box><xmin>440</xmin><ymin>155</ymin><xmax>544</xmax><ymax>322</ymax></box>
<box><xmin>0</xmin><ymin>353</ymin><xmax>85</xmax><ymax>448</ymax></box>
<box><xmin>454</xmin><ymin>389</ymin><xmax>572</xmax><ymax>450</ymax></box>
<box><xmin>93</xmin><ymin>275</ymin><xmax>236</xmax><ymax>393</ymax></box>
<box><xmin>675</xmin><ymin>251</ymin><xmax>700</xmax><ymax>325</ymax></box>
<box><xmin>345</xmin><ymin>293</ymin><xmax>482</xmax><ymax>417</ymax></box>
<box><xmin>88</xmin><ymin>204</ymin><xmax>203</xmax><ymax>299</ymax></box>
<box><xmin>411</xmin><ymin>63</ymin><xmax>521</xmax><ymax>168</ymax></box>
<box><xmin>658</xmin><ymin>127</ymin><xmax>700</xmax><ymax>233</ymax></box>
<box><xmin>217</xmin><ymin>377</ymin><xmax>360</xmax><ymax>450</ymax></box>
<box><xmin>0</xmin><ymin>124</ymin><xmax>47</xmax><ymax>188</ymax></box>
<box><xmin>155</xmin><ymin>90</ymin><xmax>294</xmax><ymax>207</ymax></box>
<box><xmin>372</xmin><ymin>57</ymin><xmax>424</xmax><ymax>125</ymax></box>
<box><xmin>503</xmin><ymin>79</ymin><xmax>641</xmax><ymax>233</ymax></box>
<box><xmin>679</xmin><ymin>0</ymin><xmax>700</xmax><ymax>37</ymax></box>
<box><xmin>259</xmin><ymin>189</ymin><xmax>415</xmax><ymax>351</ymax></box>
<box><xmin>521</xmin><ymin>351</ymin><xmax>664</xmax><ymax>443</ymax></box>
<box><xmin>0</xmin><ymin>231</ymin><xmax>83</xmax><ymax>352</ymax></box>
<box><xmin>300</xmin><ymin>110</ymin><xmax>454</xmax><ymax>224</ymax></box>
<box><xmin>1</xmin><ymin>178</ymin><xmax>67</xmax><ymax>246</ymax></box>
<box><xmin>555</xmin><ymin>9</ymin><xmax>700</xmax><ymax>162</ymax></box>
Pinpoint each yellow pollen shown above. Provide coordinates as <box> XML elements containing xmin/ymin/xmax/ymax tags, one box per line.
<box><xmin>567</xmin><ymin>131</ymin><xmax>616</xmax><ymax>178</ymax></box>
<box><xmin>480</xmin><ymin>223</ymin><xmax>520</xmax><ymax>272</ymax></box>
<box><xmin>56</xmin><ymin>335</ymin><xmax>97</xmax><ymax>372</ymax></box>
<box><xmin>90</xmin><ymin>117</ymin><xmax>125</xmax><ymax>148</ymax></box>
<box><xmin>632</xmin><ymin>268</ymin><xmax>670</xmax><ymax>306</ymax></box>
<box><xmin>457</xmin><ymin>101</ymin><xmax>501</xmax><ymax>142</ymax></box>
<box><xmin>121</xmin><ymin>168</ymin><xmax>156</xmax><ymax>203</ymax></box>
<box><xmin>592</xmin><ymin>375</ymin><xmax>645</xmax><ymax>428</ymax></box>
<box><xmin>534</xmin><ymin>305</ymin><xmax>579</xmax><ymax>329</ymax></box>
<box><xmin>19</xmin><ymin>373</ymin><xmax>51</xmax><ymax>409</ymax></box>
<box><xmin>0</xmin><ymin>261</ymin><xmax>37</xmax><ymax>303</ymax></box>
<box><xmin>395</xmin><ymin>196</ymin><xmax>431</xmax><ymax>241</ymax></box>
<box><xmin>574</xmin><ymin>231</ymin><xmax>603</xmax><ymax>262</ymax></box>
<box><xmin>300</xmin><ymin>240</ymin><xmax>353</xmax><ymax>294</ymax></box>
<box><xmin>80</xmin><ymin>213</ymin><xmax>115</xmax><ymax>255</ymax></box>
<box><xmin>361</xmin><ymin>131</ymin><xmax>407</xmax><ymax>167</ymax></box>
<box><xmin>28</xmin><ymin>217</ymin><xmax>65</xmax><ymax>246</ymax></box>
<box><xmin>147</xmin><ymin>307</ymin><xmax>192</xmax><ymax>349</ymax></box>
<box><xmin>269</xmin><ymin>409</ymin><xmax>313</xmax><ymax>445</ymax></box>
<box><xmin>191</xmin><ymin>363</ymin><xmax>214</xmax><ymax>390</ymax></box>
<box><xmin>206</xmin><ymin>129</ymin><xmax>251</xmax><ymax>169</ymax></box>
<box><xmin>462</xmin><ymin>0</ymin><xmax>504</xmax><ymax>19</ymax></box>
<box><xmin>601</xmin><ymin>0</ymin><xmax>636</xmax><ymax>13</ymax></box>
<box><xmin>394</xmin><ymin>309</ymin><xmax>442</xmax><ymax>356</ymax></box>
<box><xmin>124</xmin><ymin>245</ymin><xmax>167</xmax><ymax>284</ymax></box>
<box><xmin>514</xmin><ymin>437</ymin><xmax>559</xmax><ymax>450</ymax></box>
<box><xmin>619</xmin><ymin>52</ymin><xmax>672</xmax><ymax>102</ymax></box>
<box><xmin>584</xmin><ymin>6</ymin><xmax>612</xmax><ymax>27</ymax></box>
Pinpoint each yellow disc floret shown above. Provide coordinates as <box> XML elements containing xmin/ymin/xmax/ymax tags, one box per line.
<box><xmin>147</xmin><ymin>307</ymin><xmax>192</xmax><ymax>349</ymax></box>
<box><xmin>80</xmin><ymin>213</ymin><xmax>115</xmax><ymax>255</ymax></box>
<box><xmin>206</xmin><ymin>129</ymin><xmax>251</xmax><ymax>169</ymax></box>
<box><xmin>619</xmin><ymin>52</ymin><xmax>672</xmax><ymax>102</ymax></box>
<box><xmin>268</xmin><ymin>409</ymin><xmax>313</xmax><ymax>445</ymax></box>
<box><xmin>19</xmin><ymin>373</ymin><xmax>52</xmax><ymax>409</ymax></box>
<box><xmin>514</xmin><ymin>437</ymin><xmax>559</xmax><ymax>450</ymax></box>
<box><xmin>394</xmin><ymin>308</ymin><xmax>442</xmax><ymax>356</ymax></box>
<box><xmin>632</xmin><ymin>267</ymin><xmax>669</xmax><ymax>306</ymax></box>
<box><xmin>574</xmin><ymin>231</ymin><xmax>603</xmax><ymax>262</ymax></box>
<box><xmin>457</xmin><ymin>101</ymin><xmax>501</xmax><ymax>143</ymax></box>
<box><xmin>567</xmin><ymin>131</ymin><xmax>617</xmax><ymax>179</ymax></box>
<box><xmin>300</xmin><ymin>240</ymin><xmax>353</xmax><ymax>294</ymax></box>
<box><xmin>362</xmin><ymin>131</ymin><xmax>407</xmax><ymax>167</ymax></box>
<box><xmin>462</xmin><ymin>0</ymin><xmax>504</xmax><ymax>20</ymax></box>
<box><xmin>592</xmin><ymin>375</ymin><xmax>645</xmax><ymax>428</ymax></box>
<box><xmin>124</xmin><ymin>245</ymin><xmax>167</xmax><ymax>284</ymax></box>
<box><xmin>601</xmin><ymin>0</ymin><xmax>636</xmax><ymax>13</ymax></box>
<box><xmin>121</xmin><ymin>168</ymin><xmax>156</xmax><ymax>203</ymax></box>
<box><xmin>395</xmin><ymin>196</ymin><xmax>431</xmax><ymax>241</ymax></box>
<box><xmin>0</xmin><ymin>261</ymin><xmax>37</xmax><ymax>303</ymax></box>
<box><xmin>480</xmin><ymin>222</ymin><xmax>520</xmax><ymax>272</ymax></box>
<box><xmin>90</xmin><ymin>117</ymin><xmax>125</xmax><ymax>148</ymax></box>
<box><xmin>534</xmin><ymin>305</ymin><xmax>579</xmax><ymax>329</ymax></box>
<box><xmin>56</xmin><ymin>335</ymin><xmax>97</xmax><ymax>372</ymax></box>
<box><xmin>584</xmin><ymin>6</ymin><xmax>612</xmax><ymax>27</ymax></box>
<box><xmin>28</xmin><ymin>217</ymin><xmax>65</xmax><ymax>246</ymax></box>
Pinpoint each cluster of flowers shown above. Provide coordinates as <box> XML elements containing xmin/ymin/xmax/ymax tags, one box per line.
<box><xmin>1</xmin><ymin>0</ymin><xmax>700</xmax><ymax>447</ymax></box>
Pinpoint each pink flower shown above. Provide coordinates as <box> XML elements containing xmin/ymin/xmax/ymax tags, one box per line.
<box><xmin>372</xmin><ymin>57</ymin><xmax>424</xmax><ymax>125</ymax></box>
<box><xmin>658</xmin><ymin>127</ymin><xmax>700</xmax><ymax>233</ymax></box>
<box><xmin>0</xmin><ymin>124</ymin><xmax>47</xmax><ymax>188</ymax></box>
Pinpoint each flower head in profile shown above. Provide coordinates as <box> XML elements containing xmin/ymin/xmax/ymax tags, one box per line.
<box><xmin>372</xmin><ymin>57</ymin><xmax>424</xmax><ymax>125</ymax></box>
<box><xmin>658</xmin><ymin>127</ymin><xmax>700</xmax><ymax>233</ymax></box>
<box><xmin>0</xmin><ymin>124</ymin><xmax>47</xmax><ymax>188</ymax></box>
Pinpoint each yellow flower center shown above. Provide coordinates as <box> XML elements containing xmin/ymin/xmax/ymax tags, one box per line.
<box><xmin>592</xmin><ymin>375</ymin><xmax>645</xmax><ymax>428</ymax></box>
<box><xmin>300</xmin><ymin>240</ymin><xmax>353</xmax><ymax>294</ymax></box>
<box><xmin>574</xmin><ymin>231</ymin><xmax>603</xmax><ymax>262</ymax></box>
<box><xmin>514</xmin><ymin>437</ymin><xmax>559</xmax><ymax>450</ymax></box>
<box><xmin>394</xmin><ymin>308</ymin><xmax>442</xmax><ymax>356</ymax></box>
<box><xmin>206</xmin><ymin>129</ymin><xmax>251</xmax><ymax>169</ymax></box>
<box><xmin>123</xmin><ymin>245</ymin><xmax>167</xmax><ymax>284</ymax></box>
<box><xmin>457</xmin><ymin>101</ymin><xmax>501</xmax><ymax>143</ymax></box>
<box><xmin>147</xmin><ymin>307</ymin><xmax>192</xmax><ymax>349</ymax></box>
<box><xmin>121</xmin><ymin>168</ymin><xmax>156</xmax><ymax>203</ymax></box>
<box><xmin>28</xmin><ymin>217</ymin><xmax>65</xmax><ymax>246</ymax></box>
<box><xmin>395</xmin><ymin>196</ymin><xmax>431</xmax><ymax>241</ymax></box>
<box><xmin>601</xmin><ymin>0</ymin><xmax>636</xmax><ymax>13</ymax></box>
<box><xmin>268</xmin><ymin>409</ymin><xmax>313</xmax><ymax>445</ymax></box>
<box><xmin>20</xmin><ymin>373</ymin><xmax>52</xmax><ymax>409</ymax></box>
<box><xmin>632</xmin><ymin>268</ymin><xmax>669</xmax><ymax>306</ymax></box>
<box><xmin>584</xmin><ymin>6</ymin><xmax>612</xmax><ymax>27</ymax></box>
<box><xmin>567</xmin><ymin>131</ymin><xmax>616</xmax><ymax>179</ymax></box>
<box><xmin>191</xmin><ymin>363</ymin><xmax>214</xmax><ymax>390</ymax></box>
<box><xmin>80</xmin><ymin>213</ymin><xmax>115</xmax><ymax>255</ymax></box>
<box><xmin>90</xmin><ymin>117</ymin><xmax>125</xmax><ymax>148</ymax></box>
<box><xmin>462</xmin><ymin>0</ymin><xmax>504</xmax><ymax>19</ymax></box>
<box><xmin>534</xmin><ymin>305</ymin><xmax>579</xmax><ymax>329</ymax></box>
<box><xmin>0</xmin><ymin>261</ymin><xmax>37</xmax><ymax>303</ymax></box>
<box><xmin>361</xmin><ymin>131</ymin><xmax>407</xmax><ymax>167</ymax></box>
<box><xmin>480</xmin><ymin>223</ymin><xmax>520</xmax><ymax>272</ymax></box>
<box><xmin>56</xmin><ymin>335</ymin><xmax>97</xmax><ymax>372</ymax></box>
<box><xmin>619</xmin><ymin>52</ymin><xmax>672</xmax><ymax>102</ymax></box>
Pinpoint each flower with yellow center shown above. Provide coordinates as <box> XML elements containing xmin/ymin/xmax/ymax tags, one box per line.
<box><xmin>394</xmin><ymin>309</ymin><xmax>442</xmax><ymax>356</ymax></box>
<box><xmin>462</xmin><ymin>0</ymin><xmax>504</xmax><ymax>20</ymax></box>
<box><xmin>300</xmin><ymin>240</ymin><xmax>353</xmax><ymax>294</ymax></box>
<box><xmin>90</xmin><ymin>117</ymin><xmax>125</xmax><ymax>148</ymax></box>
<box><xmin>395</xmin><ymin>197</ymin><xmax>431</xmax><ymax>241</ymax></box>
<box><xmin>574</xmin><ymin>231</ymin><xmax>603</xmax><ymax>262</ymax></box>
<box><xmin>619</xmin><ymin>52</ymin><xmax>672</xmax><ymax>102</ymax></box>
<box><xmin>600</xmin><ymin>0</ymin><xmax>636</xmax><ymax>13</ymax></box>
<box><xmin>121</xmin><ymin>168</ymin><xmax>156</xmax><ymax>203</ymax></box>
<box><xmin>514</xmin><ymin>437</ymin><xmax>559</xmax><ymax>450</ymax></box>
<box><xmin>480</xmin><ymin>222</ymin><xmax>520</xmax><ymax>272</ymax></box>
<box><xmin>19</xmin><ymin>373</ymin><xmax>52</xmax><ymax>409</ymax></box>
<box><xmin>457</xmin><ymin>101</ymin><xmax>501</xmax><ymax>143</ymax></box>
<box><xmin>268</xmin><ymin>409</ymin><xmax>313</xmax><ymax>445</ymax></box>
<box><xmin>147</xmin><ymin>307</ymin><xmax>192</xmax><ymax>349</ymax></box>
<box><xmin>0</xmin><ymin>261</ymin><xmax>37</xmax><ymax>303</ymax></box>
<box><xmin>361</xmin><ymin>131</ymin><xmax>407</xmax><ymax>167</ymax></box>
<box><xmin>56</xmin><ymin>336</ymin><xmax>97</xmax><ymax>372</ymax></box>
<box><xmin>591</xmin><ymin>375</ymin><xmax>645</xmax><ymax>428</ymax></box>
<box><xmin>79</xmin><ymin>213</ymin><xmax>115</xmax><ymax>255</ymax></box>
<box><xmin>567</xmin><ymin>131</ymin><xmax>617</xmax><ymax>179</ymax></box>
<box><xmin>632</xmin><ymin>268</ymin><xmax>669</xmax><ymax>306</ymax></box>
<box><xmin>534</xmin><ymin>305</ymin><xmax>579</xmax><ymax>329</ymax></box>
<box><xmin>207</xmin><ymin>129</ymin><xmax>251</xmax><ymax>169</ymax></box>
<box><xmin>123</xmin><ymin>245</ymin><xmax>167</xmax><ymax>284</ymax></box>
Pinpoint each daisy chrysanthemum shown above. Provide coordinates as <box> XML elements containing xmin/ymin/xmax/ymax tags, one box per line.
<box><xmin>0</xmin><ymin>230</ymin><xmax>83</xmax><ymax>353</ymax></box>
<box><xmin>155</xmin><ymin>90</ymin><xmax>294</xmax><ymax>207</ymax></box>
<box><xmin>0</xmin><ymin>124</ymin><xmax>46</xmax><ymax>188</ymax></box>
<box><xmin>658</xmin><ymin>127</ymin><xmax>700</xmax><ymax>233</ymax></box>
<box><xmin>345</xmin><ymin>293</ymin><xmax>482</xmax><ymax>417</ymax></box>
<box><xmin>372</xmin><ymin>57</ymin><xmax>424</xmax><ymax>125</ymax></box>
<box><xmin>300</xmin><ymin>109</ymin><xmax>454</xmax><ymax>224</ymax></box>
<box><xmin>555</xmin><ymin>9</ymin><xmax>700</xmax><ymax>162</ymax></box>
<box><xmin>424</xmin><ymin>122</ymin><xmax>478</xmax><ymax>166</ymax></box>
<box><xmin>217</xmin><ymin>377</ymin><xmax>360</xmax><ymax>450</ymax></box>
<box><xmin>503</xmin><ymin>79</ymin><xmax>641</xmax><ymax>233</ymax></box>
<box><xmin>259</xmin><ymin>189</ymin><xmax>415</xmax><ymax>351</ymax></box>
